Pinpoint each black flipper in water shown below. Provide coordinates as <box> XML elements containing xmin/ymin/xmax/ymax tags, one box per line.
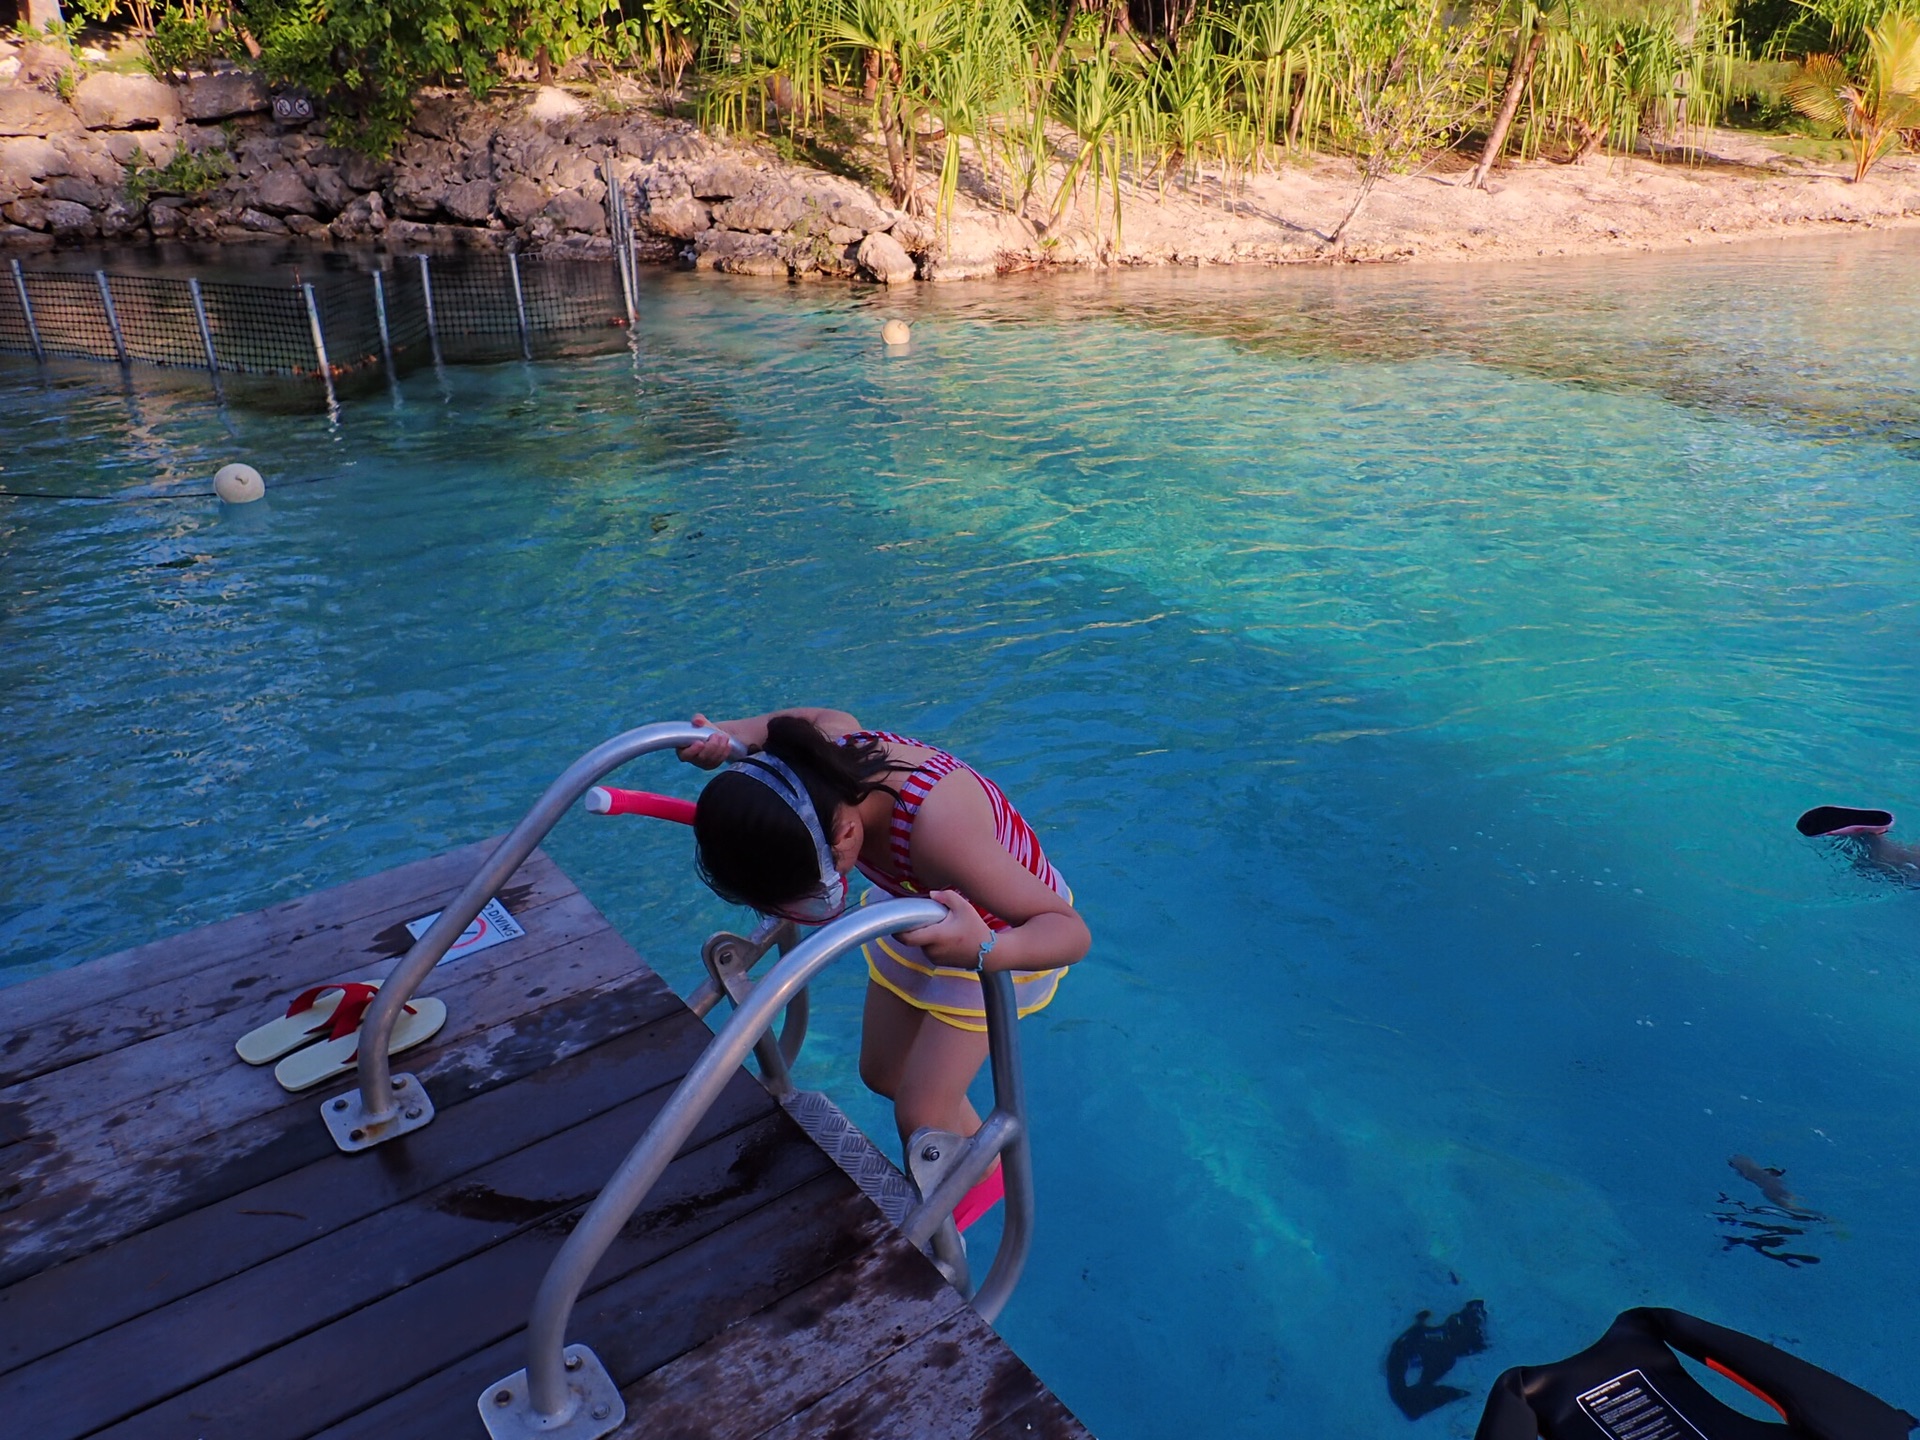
<box><xmin>1797</xmin><ymin>806</ymin><xmax>1894</xmax><ymax>837</ymax></box>
<box><xmin>1475</xmin><ymin>1307</ymin><xmax>1916</xmax><ymax>1440</ymax></box>
<box><xmin>1387</xmin><ymin>1300</ymin><xmax>1490</xmax><ymax>1420</ymax></box>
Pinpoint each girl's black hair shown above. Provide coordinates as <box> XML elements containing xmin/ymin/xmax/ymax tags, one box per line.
<box><xmin>694</xmin><ymin>717</ymin><xmax>908</xmax><ymax>912</ymax></box>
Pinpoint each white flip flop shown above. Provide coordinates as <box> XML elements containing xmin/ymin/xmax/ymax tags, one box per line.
<box><xmin>234</xmin><ymin>982</ymin><xmax>382</xmax><ymax>1066</ymax></box>
<box><xmin>271</xmin><ymin>996</ymin><xmax>447</xmax><ymax>1093</ymax></box>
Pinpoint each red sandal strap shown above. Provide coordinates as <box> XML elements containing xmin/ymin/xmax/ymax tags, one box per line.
<box><xmin>322</xmin><ymin>984</ymin><xmax>389</xmax><ymax>1042</ymax></box>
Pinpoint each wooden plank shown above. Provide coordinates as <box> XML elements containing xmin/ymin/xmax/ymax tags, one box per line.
<box><xmin>0</xmin><ymin>846</ymin><xmax>574</xmax><ymax>1091</ymax></box>
<box><xmin>750</xmin><ymin>1307</ymin><xmax>1069</xmax><ymax>1440</ymax></box>
<box><xmin>0</xmin><ymin>839</ymin><xmax>510</xmax><ymax>1032</ymax></box>
<box><xmin>6</xmin><ymin>1087</ymin><xmax>801</xmax><ymax>1440</ymax></box>
<box><xmin>972</xmin><ymin>1391</ymin><xmax>1095</xmax><ymax>1440</ymax></box>
<box><xmin>0</xmin><ymin>880</ymin><xmax>616</xmax><ymax>1151</ymax></box>
<box><xmin>0</xmin><ymin>1004</ymin><xmax>727</xmax><ymax>1374</ymax></box>
<box><xmin>101</xmin><ymin>1172</ymin><xmax>880</xmax><ymax>1440</ymax></box>
<box><xmin>0</xmin><ymin>952</ymin><xmax>679</xmax><ymax>1286</ymax></box>
<box><xmin>607</xmin><ymin>1232</ymin><xmax>967</xmax><ymax>1440</ymax></box>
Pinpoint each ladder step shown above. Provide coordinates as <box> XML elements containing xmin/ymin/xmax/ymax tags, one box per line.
<box><xmin>780</xmin><ymin>1089</ymin><xmax>917</xmax><ymax>1230</ymax></box>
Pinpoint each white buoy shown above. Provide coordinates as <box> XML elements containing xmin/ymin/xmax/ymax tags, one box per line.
<box><xmin>882</xmin><ymin>319</ymin><xmax>911</xmax><ymax>347</ymax></box>
<box><xmin>213</xmin><ymin>462</ymin><xmax>264</xmax><ymax>504</ymax></box>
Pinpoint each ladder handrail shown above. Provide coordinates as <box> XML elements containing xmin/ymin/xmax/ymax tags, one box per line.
<box><xmin>496</xmin><ymin>898</ymin><xmax>1035</xmax><ymax>1431</ymax></box>
<box><xmin>343</xmin><ymin>722</ymin><xmax>744</xmax><ymax>1140</ymax></box>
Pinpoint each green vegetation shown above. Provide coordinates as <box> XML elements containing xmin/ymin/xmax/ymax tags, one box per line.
<box><xmin>46</xmin><ymin>0</ymin><xmax>1920</xmax><ymax>180</ymax></box>
<box><xmin>1783</xmin><ymin>10</ymin><xmax>1920</xmax><ymax>177</ymax></box>
<box><xmin>123</xmin><ymin>140</ymin><xmax>234</xmax><ymax>201</ymax></box>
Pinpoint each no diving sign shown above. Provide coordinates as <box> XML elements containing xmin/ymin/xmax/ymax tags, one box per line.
<box><xmin>406</xmin><ymin>898</ymin><xmax>525</xmax><ymax>966</ymax></box>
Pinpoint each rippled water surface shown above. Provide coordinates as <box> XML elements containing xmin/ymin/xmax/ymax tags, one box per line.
<box><xmin>5</xmin><ymin>234</ymin><xmax>1919</xmax><ymax>1437</ymax></box>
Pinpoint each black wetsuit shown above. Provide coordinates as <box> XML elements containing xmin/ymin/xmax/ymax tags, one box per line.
<box><xmin>1476</xmin><ymin>1308</ymin><xmax>1915</xmax><ymax>1440</ymax></box>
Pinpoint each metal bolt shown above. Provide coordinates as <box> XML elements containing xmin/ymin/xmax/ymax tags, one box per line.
<box><xmin>921</xmin><ymin>1145</ymin><xmax>941</xmax><ymax>1162</ymax></box>
<box><xmin>332</xmin><ymin>1098</ymin><xmax>349</xmax><ymax>1112</ymax></box>
<box><xmin>494</xmin><ymin>1390</ymin><xmax>513</xmax><ymax>1406</ymax></box>
<box><xmin>348</xmin><ymin>1128</ymin><xmax>365</xmax><ymax>1142</ymax></box>
<box><xmin>592</xmin><ymin>1403</ymin><xmax>611</xmax><ymax>1420</ymax></box>
<box><xmin>404</xmin><ymin>1106</ymin><xmax>423</xmax><ymax>1120</ymax></box>
<box><xmin>391</xmin><ymin>1076</ymin><xmax>407</xmax><ymax>1091</ymax></box>
<box><xmin>564</xmin><ymin>1353</ymin><xmax>583</xmax><ymax>1371</ymax></box>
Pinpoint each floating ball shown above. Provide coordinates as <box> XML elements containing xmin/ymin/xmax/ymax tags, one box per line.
<box><xmin>213</xmin><ymin>463</ymin><xmax>264</xmax><ymax>504</ymax></box>
<box><xmin>882</xmin><ymin>319</ymin><xmax>911</xmax><ymax>347</ymax></box>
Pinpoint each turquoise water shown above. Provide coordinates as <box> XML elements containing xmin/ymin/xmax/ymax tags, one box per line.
<box><xmin>4</xmin><ymin>235</ymin><xmax>1919</xmax><ymax>1436</ymax></box>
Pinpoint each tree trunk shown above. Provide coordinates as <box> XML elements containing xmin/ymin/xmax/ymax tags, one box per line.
<box><xmin>863</xmin><ymin>49</ymin><xmax>880</xmax><ymax>100</ymax></box>
<box><xmin>1286</xmin><ymin>71</ymin><xmax>1307</xmax><ymax>146</ymax></box>
<box><xmin>881</xmin><ymin>87</ymin><xmax>912</xmax><ymax>208</ymax></box>
<box><xmin>1569</xmin><ymin>116</ymin><xmax>1608</xmax><ymax>164</ymax></box>
<box><xmin>25</xmin><ymin>0</ymin><xmax>65</xmax><ymax>29</ymax></box>
<box><xmin>1470</xmin><ymin>18</ymin><xmax>1546</xmax><ymax>190</ymax></box>
<box><xmin>1325</xmin><ymin>167</ymin><xmax>1380</xmax><ymax>248</ymax></box>
<box><xmin>537</xmin><ymin>45</ymin><xmax>553</xmax><ymax>84</ymax></box>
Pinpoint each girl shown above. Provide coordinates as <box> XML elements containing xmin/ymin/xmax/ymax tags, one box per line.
<box><xmin>678</xmin><ymin>707</ymin><xmax>1091</xmax><ymax>1155</ymax></box>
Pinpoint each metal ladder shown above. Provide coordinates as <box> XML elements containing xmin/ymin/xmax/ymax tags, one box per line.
<box><xmin>315</xmin><ymin>722</ymin><xmax>1036</xmax><ymax>1440</ymax></box>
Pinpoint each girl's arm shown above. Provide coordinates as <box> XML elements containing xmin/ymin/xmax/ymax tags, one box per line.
<box><xmin>676</xmin><ymin>707</ymin><xmax>861</xmax><ymax>768</ymax></box>
<box><xmin>899</xmin><ymin>777</ymin><xmax>1091</xmax><ymax>973</ymax></box>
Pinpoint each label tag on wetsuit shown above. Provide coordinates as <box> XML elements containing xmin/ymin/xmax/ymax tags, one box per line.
<box><xmin>1576</xmin><ymin>1371</ymin><xmax>1712</xmax><ymax>1440</ymax></box>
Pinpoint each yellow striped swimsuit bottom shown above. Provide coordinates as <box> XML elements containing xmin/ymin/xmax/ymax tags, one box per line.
<box><xmin>856</xmin><ymin>886</ymin><xmax>1069</xmax><ymax>1033</ymax></box>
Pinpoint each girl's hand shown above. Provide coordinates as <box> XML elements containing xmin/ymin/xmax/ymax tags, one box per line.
<box><xmin>899</xmin><ymin>889</ymin><xmax>994</xmax><ymax>970</ymax></box>
<box><xmin>677</xmin><ymin>713</ymin><xmax>737</xmax><ymax>769</ymax></box>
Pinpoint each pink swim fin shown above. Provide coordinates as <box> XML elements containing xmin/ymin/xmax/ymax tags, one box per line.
<box><xmin>1796</xmin><ymin>805</ymin><xmax>1894</xmax><ymax>838</ymax></box>
<box><xmin>954</xmin><ymin>1167</ymin><xmax>1006</xmax><ymax>1232</ymax></box>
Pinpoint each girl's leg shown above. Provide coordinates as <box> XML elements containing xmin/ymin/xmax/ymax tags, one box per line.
<box><xmin>859</xmin><ymin>980</ymin><xmax>925</xmax><ymax>1101</ymax></box>
<box><xmin>891</xmin><ymin>1012</ymin><xmax>990</xmax><ymax>1145</ymax></box>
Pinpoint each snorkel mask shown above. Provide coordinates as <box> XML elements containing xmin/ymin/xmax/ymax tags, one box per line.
<box><xmin>727</xmin><ymin>753</ymin><xmax>850</xmax><ymax>925</ymax></box>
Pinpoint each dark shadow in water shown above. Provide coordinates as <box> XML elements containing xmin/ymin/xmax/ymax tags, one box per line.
<box><xmin>1386</xmin><ymin>1300</ymin><xmax>1490</xmax><ymax>1420</ymax></box>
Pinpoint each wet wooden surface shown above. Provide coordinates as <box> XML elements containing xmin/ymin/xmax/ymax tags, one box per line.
<box><xmin>0</xmin><ymin>845</ymin><xmax>1092</xmax><ymax>1440</ymax></box>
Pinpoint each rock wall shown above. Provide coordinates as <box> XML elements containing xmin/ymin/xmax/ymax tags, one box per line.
<box><xmin>0</xmin><ymin>44</ymin><xmax>990</xmax><ymax>283</ymax></box>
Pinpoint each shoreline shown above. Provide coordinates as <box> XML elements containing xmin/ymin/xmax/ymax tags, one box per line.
<box><xmin>4</xmin><ymin>44</ymin><xmax>1918</xmax><ymax>283</ymax></box>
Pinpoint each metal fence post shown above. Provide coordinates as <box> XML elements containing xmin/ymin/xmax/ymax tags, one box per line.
<box><xmin>301</xmin><ymin>281</ymin><xmax>338</xmax><ymax>417</ymax></box>
<box><xmin>95</xmin><ymin>272</ymin><xmax>129</xmax><ymax>367</ymax></box>
<box><xmin>371</xmin><ymin>270</ymin><xmax>395</xmax><ymax>378</ymax></box>
<box><xmin>602</xmin><ymin>157</ymin><xmax>636</xmax><ymax>327</ymax></box>
<box><xmin>186</xmin><ymin>277</ymin><xmax>224</xmax><ymax>399</ymax></box>
<box><xmin>507</xmin><ymin>251</ymin><xmax>532</xmax><ymax>361</ymax></box>
<box><xmin>10</xmin><ymin>259</ymin><xmax>46</xmax><ymax>362</ymax></box>
<box><xmin>417</xmin><ymin>253</ymin><xmax>443</xmax><ymax>370</ymax></box>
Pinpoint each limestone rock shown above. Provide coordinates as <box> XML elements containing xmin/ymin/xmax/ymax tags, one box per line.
<box><xmin>4</xmin><ymin>196</ymin><xmax>94</xmax><ymax>234</ymax></box>
<box><xmin>148</xmin><ymin>200</ymin><xmax>186</xmax><ymax>237</ymax></box>
<box><xmin>495</xmin><ymin>176</ymin><xmax>548</xmax><ymax>228</ymax></box>
<box><xmin>15</xmin><ymin>42</ymin><xmax>75</xmax><ymax>92</ymax></box>
<box><xmin>652</xmin><ymin>132</ymin><xmax>707</xmax><ymax>162</ymax></box>
<box><xmin>692</xmin><ymin>227</ymin><xmax>786</xmax><ymax>275</ymax></box>
<box><xmin>0</xmin><ymin>136</ymin><xmax>67</xmax><ymax>181</ymax></box>
<box><xmin>411</xmin><ymin>95</ymin><xmax>459</xmax><ymax>140</ymax></box>
<box><xmin>392</xmin><ymin>165</ymin><xmax>451</xmax><ymax>220</ymax></box>
<box><xmin>636</xmin><ymin>174</ymin><xmax>709</xmax><ymax>238</ymax></box>
<box><xmin>285</xmin><ymin>212</ymin><xmax>326</xmax><ymax>236</ymax></box>
<box><xmin>241</xmin><ymin>168</ymin><xmax>318</xmax><ymax>216</ymax></box>
<box><xmin>856</xmin><ymin>230</ymin><xmax>916</xmax><ymax>285</ymax></box>
<box><xmin>0</xmin><ymin>86</ymin><xmax>78</xmax><ymax>136</ymax></box>
<box><xmin>889</xmin><ymin>214</ymin><xmax>937</xmax><ymax>252</ymax></box>
<box><xmin>309</xmin><ymin>165</ymin><xmax>354</xmax><ymax>215</ymax></box>
<box><xmin>544</xmin><ymin>188</ymin><xmax>605</xmax><ymax>235</ymax></box>
<box><xmin>0</xmin><ymin>223</ymin><xmax>56</xmax><ymax>249</ymax></box>
<box><xmin>180</xmin><ymin>71</ymin><xmax>268</xmax><ymax>122</ymax></box>
<box><xmin>443</xmin><ymin>177</ymin><xmax>495</xmax><ymax>223</ymax></box>
<box><xmin>73</xmin><ymin>72</ymin><xmax>181</xmax><ymax>131</ymax></box>
<box><xmin>340</xmin><ymin>151</ymin><xmax>389</xmax><ymax>192</ymax></box>
<box><xmin>330</xmin><ymin>189</ymin><xmax>387</xmax><ymax>239</ymax></box>
<box><xmin>686</xmin><ymin>160</ymin><xmax>759</xmax><ymax>201</ymax></box>
<box><xmin>711</xmin><ymin>183</ymin><xmax>803</xmax><ymax>233</ymax></box>
<box><xmin>44</xmin><ymin>173</ymin><xmax>112</xmax><ymax>208</ymax></box>
<box><xmin>550</xmin><ymin>151</ymin><xmax>598</xmax><ymax>192</ymax></box>
<box><xmin>98</xmin><ymin>198</ymin><xmax>145</xmax><ymax>237</ymax></box>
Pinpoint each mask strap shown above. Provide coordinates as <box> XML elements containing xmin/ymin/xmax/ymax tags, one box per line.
<box><xmin>728</xmin><ymin>754</ymin><xmax>838</xmax><ymax>884</ymax></box>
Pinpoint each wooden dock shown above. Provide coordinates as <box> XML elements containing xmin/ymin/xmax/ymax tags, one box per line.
<box><xmin>0</xmin><ymin>841</ymin><xmax>1092</xmax><ymax>1440</ymax></box>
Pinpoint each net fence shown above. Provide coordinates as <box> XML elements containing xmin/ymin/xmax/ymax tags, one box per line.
<box><xmin>1</xmin><ymin>250</ymin><xmax>637</xmax><ymax>394</ymax></box>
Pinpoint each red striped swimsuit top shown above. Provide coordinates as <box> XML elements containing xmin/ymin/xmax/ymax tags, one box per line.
<box><xmin>839</xmin><ymin>730</ymin><xmax>1067</xmax><ymax>932</ymax></box>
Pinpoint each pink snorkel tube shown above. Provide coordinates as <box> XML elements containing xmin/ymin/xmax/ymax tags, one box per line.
<box><xmin>585</xmin><ymin>787</ymin><xmax>697</xmax><ymax>825</ymax></box>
